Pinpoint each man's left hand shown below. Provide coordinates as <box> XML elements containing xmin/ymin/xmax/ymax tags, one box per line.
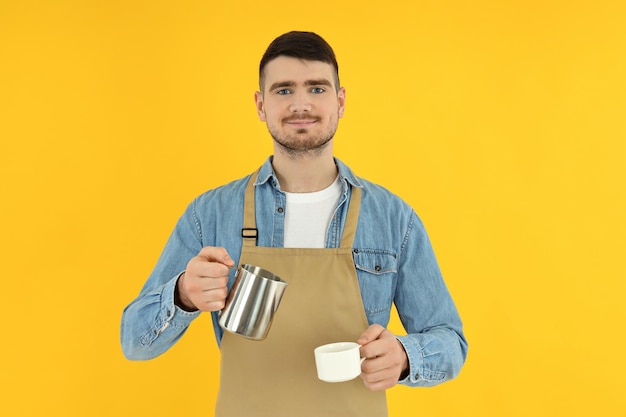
<box><xmin>357</xmin><ymin>324</ymin><xmax>409</xmax><ymax>391</ymax></box>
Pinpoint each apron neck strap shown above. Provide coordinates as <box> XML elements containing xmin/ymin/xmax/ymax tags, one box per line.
<box><xmin>242</xmin><ymin>170</ymin><xmax>260</xmax><ymax>247</ymax></box>
<box><xmin>339</xmin><ymin>185</ymin><xmax>361</xmax><ymax>248</ymax></box>
<box><xmin>242</xmin><ymin>169</ymin><xmax>362</xmax><ymax>249</ymax></box>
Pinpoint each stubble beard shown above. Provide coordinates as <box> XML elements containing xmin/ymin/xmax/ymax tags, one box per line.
<box><xmin>268</xmin><ymin>115</ymin><xmax>338</xmax><ymax>159</ymax></box>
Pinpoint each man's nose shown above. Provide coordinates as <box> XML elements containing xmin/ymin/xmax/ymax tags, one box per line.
<box><xmin>288</xmin><ymin>91</ymin><xmax>312</xmax><ymax>112</ymax></box>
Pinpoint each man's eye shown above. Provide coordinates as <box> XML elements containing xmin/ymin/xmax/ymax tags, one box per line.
<box><xmin>277</xmin><ymin>89</ymin><xmax>291</xmax><ymax>95</ymax></box>
<box><xmin>311</xmin><ymin>87</ymin><xmax>325</xmax><ymax>93</ymax></box>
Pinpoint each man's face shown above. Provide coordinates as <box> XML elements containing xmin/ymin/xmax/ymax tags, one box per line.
<box><xmin>255</xmin><ymin>56</ymin><xmax>346</xmax><ymax>156</ymax></box>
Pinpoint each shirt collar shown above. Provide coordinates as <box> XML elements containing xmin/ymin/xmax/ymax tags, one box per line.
<box><xmin>254</xmin><ymin>156</ymin><xmax>363</xmax><ymax>189</ymax></box>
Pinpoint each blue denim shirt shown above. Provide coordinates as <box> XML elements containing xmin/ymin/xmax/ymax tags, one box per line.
<box><xmin>121</xmin><ymin>157</ymin><xmax>468</xmax><ymax>387</ymax></box>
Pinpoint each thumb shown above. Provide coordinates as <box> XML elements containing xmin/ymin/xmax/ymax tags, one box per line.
<box><xmin>357</xmin><ymin>324</ymin><xmax>385</xmax><ymax>345</ymax></box>
<box><xmin>198</xmin><ymin>246</ymin><xmax>235</xmax><ymax>267</ymax></box>
<box><xmin>222</xmin><ymin>251</ymin><xmax>235</xmax><ymax>267</ymax></box>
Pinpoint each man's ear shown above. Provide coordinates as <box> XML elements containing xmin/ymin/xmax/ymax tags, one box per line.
<box><xmin>337</xmin><ymin>87</ymin><xmax>346</xmax><ymax>118</ymax></box>
<box><xmin>255</xmin><ymin>91</ymin><xmax>266</xmax><ymax>122</ymax></box>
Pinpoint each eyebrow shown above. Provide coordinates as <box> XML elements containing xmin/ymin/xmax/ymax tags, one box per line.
<box><xmin>268</xmin><ymin>79</ymin><xmax>333</xmax><ymax>92</ymax></box>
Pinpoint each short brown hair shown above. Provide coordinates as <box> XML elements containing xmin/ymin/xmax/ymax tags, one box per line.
<box><xmin>259</xmin><ymin>31</ymin><xmax>340</xmax><ymax>92</ymax></box>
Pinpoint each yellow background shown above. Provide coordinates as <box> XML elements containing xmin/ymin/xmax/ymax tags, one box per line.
<box><xmin>1</xmin><ymin>0</ymin><xmax>625</xmax><ymax>416</ymax></box>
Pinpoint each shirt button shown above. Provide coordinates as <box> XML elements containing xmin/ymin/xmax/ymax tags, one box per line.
<box><xmin>375</xmin><ymin>265</ymin><xmax>381</xmax><ymax>272</ymax></box>
<box><xmin>277</xmin><ymin>207</ymin><xmax>284</xmax><ymax>213</ymax></box>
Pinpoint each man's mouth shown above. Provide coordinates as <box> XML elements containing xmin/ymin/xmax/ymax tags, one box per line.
<box><xmin>284</xmin><ymin>116</ymin><xmax>319</xmax><ymax>127</ymax></box>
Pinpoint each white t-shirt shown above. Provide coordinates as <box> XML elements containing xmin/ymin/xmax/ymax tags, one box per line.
<box><xmin>283</xmin><ymin>176</ymin><xmax>342</xmax><ymax>248</ymax></box>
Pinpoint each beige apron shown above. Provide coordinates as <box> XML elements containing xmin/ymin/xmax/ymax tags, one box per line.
<box><xmin>215</xmin><ymin>172</ymin><xmax>388</xmax><ymax>417</ymax></box>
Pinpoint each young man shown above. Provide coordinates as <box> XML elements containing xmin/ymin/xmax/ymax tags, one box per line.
<box><xmin>121</xmin><ymin>31</ymin><xmax>467</xmax><ymax>416</ymax></box>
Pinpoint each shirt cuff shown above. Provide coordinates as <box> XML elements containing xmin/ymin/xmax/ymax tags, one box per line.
<box><xmin>396</xmin><ymin>335</ymin><xmax>422</xmax><ymax>383</ymax></box>
<box><xmin>160</xmin><ymin>272</ymin><xmax>201</xmax><ymax>328</ymax></box>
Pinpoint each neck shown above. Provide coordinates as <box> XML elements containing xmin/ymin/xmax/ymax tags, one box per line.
<box><xmin>272</xmin><ymin>151</ymin><xmax>338</xmax><ymax>193</ymax></box>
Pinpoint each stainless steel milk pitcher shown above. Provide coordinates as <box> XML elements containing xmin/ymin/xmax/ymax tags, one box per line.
<box><xmin>218</xmin><ymin>264</ymin><xmax>288</xmax><ymax>340</ymax></box>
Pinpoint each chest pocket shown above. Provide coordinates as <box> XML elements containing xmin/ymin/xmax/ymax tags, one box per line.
<box><xmin>353</xmin><ymin>249</ymin><xmax>398</xmax><ymax>274</ymax></box>
<box><xmin>352</xmin><ymin>249</ymin><xmax>398</xmax><ymax>318</ymax></box>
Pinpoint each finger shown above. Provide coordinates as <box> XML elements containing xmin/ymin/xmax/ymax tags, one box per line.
<box><xmin>201</xmin><ymin>301</ymin><xmax>226</xmax><ymax>312</ymax></box>
<box><xmin>361</xmin><ymin>357</ymin><xmax>402</xmax><ymax>392</ymax></box>
<box><xmin>361</xmin><ymin>364</ymin><xmax>396</xmax><ymax>382</ymax></box>
<box><xmin>183</xmin><ymin>264</ymin><xmax>229</xmax><ymax>292</ymax></box>
<box><xmin>187</xmin><ymin>257</ymin><xmax>232</xmax><ymax>279</ymax></box>
<box><xmin>188</xmin><ymin>280</ymin><xmax>229</xmax><ymax>312</ymax></box>
<box><xmin>198</xmin><ymin>287</ymin><xmax>230</xmax><ymax>312</ymax></box>
<box><xmin>359</xmin><ymin>328</ymin><xmax>396</xmax><ymax>360</ymax></box>
<box><xmin>198</xmin><ymin>276</ymin><xmax>229</xmax><ymax>291</ymax></box>
<box><xmin>360</xmin><ymin>339</ymin><xmax>408</xmax><ymax>390</ymax></box>
<box><xmin>361</xmin><ymin>350</ymin><xmax>402</xmax><ymax>374</ymax></box>
<box><xmin>361</xmin><ymin>374</ymin><xmax>397</xmax><ymax>392</ymax></box>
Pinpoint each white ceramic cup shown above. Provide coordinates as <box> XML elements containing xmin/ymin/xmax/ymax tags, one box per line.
<box><xmin>314</xmin><ymin>342</ymin><xmax>365</xmax><ymax>383</ymax></box>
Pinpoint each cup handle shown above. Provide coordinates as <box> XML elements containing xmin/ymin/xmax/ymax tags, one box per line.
<box><xmin>358</xmin><ymin>344</ymin><xmax>366</xmax><ymax>365</ymax></box>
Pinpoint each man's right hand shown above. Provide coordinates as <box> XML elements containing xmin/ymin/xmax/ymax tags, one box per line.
<box><xmin>175</xmin><ymin>246</ymin><xmax>235</xmax><ymax>312</ymax></box>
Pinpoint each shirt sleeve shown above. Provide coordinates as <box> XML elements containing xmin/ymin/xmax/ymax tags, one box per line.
<box><xmin>120</xmin><ymin>200</ymin><xmax>203</xmax><ymax>360</ymax></box>
<box><xmin>394</xmin><ymin>212</ymin><xmax>468</xmax><ymax>387</ymax></box>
